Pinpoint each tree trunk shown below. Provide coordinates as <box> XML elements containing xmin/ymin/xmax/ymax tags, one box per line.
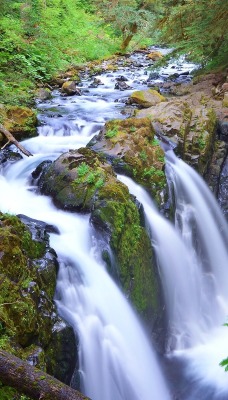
<box><xmin>0</xmin><ymin>123</ymin><xmax>33</xmax><ymax>157</ymax></box>
<box><xmin>120</xmin><ymin>22</ymin><xmax>138</xmax><ymax>51</ymax></box>
<box><xmin>0</xmin><ymin>349</ymin><xmax>90</xmax><ymax>400</ymax></box>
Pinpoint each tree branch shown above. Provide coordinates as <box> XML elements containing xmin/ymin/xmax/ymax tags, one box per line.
<box><xmin>0</xmin><ymin>123</ymin><xmax>33</xmax><ymax>157</ymax></box>
<box><xmin>0</xmin><ymin>349</ymin><xmax>90</xmax><ymax>400</ymax></box>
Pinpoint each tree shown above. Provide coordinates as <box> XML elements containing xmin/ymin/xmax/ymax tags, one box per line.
<box><xmin>154</xmin><ymin>0</ymin><xmax>228</xmax><ymax>69</ymax></box>
<box><xmin>94</xmin><ymin>0</ymin><xmax>154</xmax><ymax>51</ymax></box>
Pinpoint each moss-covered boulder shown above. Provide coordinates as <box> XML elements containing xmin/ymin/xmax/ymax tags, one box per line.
<box><xmin>0</xmin><ymin>104</ymin><xmax>37</xmax><ymax>141</ymax></box>
<box><xmin>61</xmin><ymin>81</ymin><xmax>81</xmax><ymax>96</ymax></box>
<box><xmin>38</xmin><ymin>147</ymin><xmax>114</xmax><ymax>211</ymax></box>
<box><xmin>0</xmin><ymin>213</ymin><xmax>57</xmax><ymax>349</ymax></box>
<box><xmin>0</xmin><ymin>212</ymin><xmax>77</xmax><ymax>397</ymax></box>
<box><xmin>129</xmin><ymin>89</ymin><xmax>166</xmax><ymax>108</ymax></box>
<box><xmin>91</xmin><ymin>180</ymin><xmax>159</xmax><ymax>317</ymax></box>
<box><xmin>35</xmin><ymin>87</ymin><xmax>52</xmax><ymax>101</ymax></box>
<box><xmin>88</xmin><ymin>117</ymin><xmax>166</xmax><ymax>202</ymax></box>
<box><xmin>37</xmin><ymin>148</ymin><xmax>160</xmax><ymax>318</ymax></box>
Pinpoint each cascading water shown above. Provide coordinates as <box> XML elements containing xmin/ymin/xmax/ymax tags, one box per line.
<box><xmin>1</xmin><ymin>48</ymin><xmax>227</xmax><ymax>399</ymax></box>
<box><xmin>0</xmin><ymin>49</ymin><xmax>176</xmax><ymax>400</ymax></box>
<box><xmin>118</xmin><ymin>147</ymin><xmax>228</xmax><ymax>399</ymax></box>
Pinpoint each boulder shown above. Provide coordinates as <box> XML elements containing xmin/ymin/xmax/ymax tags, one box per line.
<box><xmin>36</xmin><ymin>88</ymin><xmax>52</xmax><ymax>101</ymax></box>
<box><xmin>37</xmin><ymin>147</ymin><xmax>160</xmax><ymax>319</ymax></box>
<box><xmin>0</xmin><ymin>213</ymin><xmax>57</xmax><ymax>351</ymax></box>
<box><xmin>61</xmin><ymin>81</ymin><xmax>81</xmax><ymax>96</ymax></box>
<box><xmin>147</xmin><ymin>50</ymin><xmax>163</xmax><ymax>61</ymax></box>
<box><xmin>129</xmin><ymin>89</ymin><xmax>166</xmax><ymax>108</ymax></box>
<box><xmin>136</xmin><ymin>95</ymin><xmax>217</xmax><ymax>175</ymax></box>
<box><xmin>0</xmin><ymin>104</ymin><xmax>37</xmax><ymax>139</ymax></box>
<box><xmin>88</xmin><ymin>117</ymin><xmax>166</xmax><ymax>201</ymax></box>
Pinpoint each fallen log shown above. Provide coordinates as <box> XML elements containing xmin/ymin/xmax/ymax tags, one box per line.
<box><xmin>0</xmin><ymin>123</ymin><xmax>33</xmax><ymax>157</ymax></box>
<box><xmin>0</xmin><ymin>349</ymin><xmax>90</xmax><ymax>400</ymax></box>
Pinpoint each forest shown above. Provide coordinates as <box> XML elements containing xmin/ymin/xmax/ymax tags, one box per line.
<box><xmin>0</xmin><ymin>0</ymin><xmax>227</xmax><ymax>107</ymax></box>
<box><xmin>0</xmin><ymin>1</ymin><xmax>228</xmax><ymax>400</ymax></box>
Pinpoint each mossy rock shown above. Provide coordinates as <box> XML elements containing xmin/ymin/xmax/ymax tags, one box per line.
<box><xmin>37</xmin><ymin>149</ymin><xmax>160</xmax><ymax>318</ymax></box>
<box><xmin>0</xmin><ymin>105</ymin><xmax>37</xmax><ymax>139</ymax></box>
<box><xmin>88</xmin><ymin>117</ymin><xmax>166</xmax><ymax>202</ymax></box>
<box><xmin>38</xmin><ymin>147</ymin><xmax>114</xmax><ymax>211</ymax></box>
<box><xmin>0</xmin><ymin>212</ymin><xmax>58</xmax><ymax>362</ymax></box>
<box><xmin>136</xmin><ymin>97</ymin><xmax>217</xmax><ymax>174</ymax></box>
<box><xmin>92</xmin><ymin>190</ymin><xmax>159</xmax><ymax>316</ymax></box>
<box><xmin>130</xmin><ymin>89</ymin><xmax>166</xmax><ymax>108</ymax></box>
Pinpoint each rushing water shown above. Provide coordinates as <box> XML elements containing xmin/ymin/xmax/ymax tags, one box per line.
<box><xmin>119</xmin><ymin>149</ymin><xmax>228</xmax><ymax>399</ymax></box>
<box><xmin>0</xmin><ymin>48</ymin><xmax>227</xmax><ymax>399</ymax></box>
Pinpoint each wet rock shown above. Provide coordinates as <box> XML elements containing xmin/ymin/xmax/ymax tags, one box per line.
<box><xmin>89</xmin><ymin>78</ymin><xmax>104</xmax><ymax>88</ymax></box>
<box><xmin>0</xmin><ymin>212</ymin><xmax>58</xmax><ymax>349</ymax></box>
<box><xmin>114</xmin><ymin>81</ymin><xmax>131</xmax><ymax>90</ymax></box>
<box><xmin>37</xmin><ymin>147</ymin><xmax>160</xmax><ymax>319</ymax></box>
<box><xmin>46</xmin><ymin>319</ymin><xmax>78</xmax><ymax>386</ymax></box>
<box><xmin>61</xmin><ymin>81</ymin><xmax>82</xmax><ymax>96</ymax></box>
<box><xmin>36</xmin><ymin>88</ymin><xmax>52</xmax><ymax>101</ymax></box>
<box><xmin>218</xmin><ymin>151</ymin><xmax>228</xmax><ymax>220</ymax></box>
<box><xmin>129</xmin><ymin>89</ymin><xmax>166</xmax><ymax>108</ymax></box>
<box><xmin>0</xmin><ymin>149</ymin><xmax>22</xmax><ymax>167</ymax></box>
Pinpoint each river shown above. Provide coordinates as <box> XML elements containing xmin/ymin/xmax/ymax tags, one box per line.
<box><xmin>0</xmin><ymin>47</ymin><xmax>228</xmax><ymax>399</ymax></box>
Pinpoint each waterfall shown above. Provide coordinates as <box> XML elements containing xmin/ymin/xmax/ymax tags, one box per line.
<box><xmin>0</xmin><ymin>153</ymin><xmax>170</xmax><ymax>400</ymax></box>
<box><xmin>118</xmin><ymin>149</ymin><xmax>228</xmax><ymax>399</ymax></box>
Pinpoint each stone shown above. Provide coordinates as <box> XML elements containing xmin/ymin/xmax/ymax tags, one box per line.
<box><xmin>129</xmin><ymin>89</ymin><xmax>166</xmax><ymax>108</ymax></box>
<box><xmin>36</xmin><ymin>88</ymin><xmax>52</xmax><ymax>101</ymax></box>
<box><xmin>61</xmin><ymin>81</ymin><xmax>81</xmax><ymax>96</ymax></box>
<box><xmin>147</xmin><ymin>50</ymin><xmax>163</xmax><ymax>61</ymax></box>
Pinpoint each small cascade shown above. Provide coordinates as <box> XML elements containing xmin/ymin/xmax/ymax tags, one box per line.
<box><xmin>118</xmin><ymin>148</ymin><xmax>228</xmax><ymax>398</ymax></box>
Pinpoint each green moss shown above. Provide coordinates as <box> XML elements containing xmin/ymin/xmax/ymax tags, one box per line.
<box><xmin>95</xmin><ymin>180</ymin><xmax>159</xmax><ymax>315</ymax></box>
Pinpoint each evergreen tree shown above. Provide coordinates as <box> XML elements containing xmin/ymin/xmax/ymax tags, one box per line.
<box><xmin>154</xmin><ymin>0</ymin><xmax>228</xmax><ymax>69</ymax></box>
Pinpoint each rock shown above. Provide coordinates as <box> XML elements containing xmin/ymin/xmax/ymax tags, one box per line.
<box><xmin>147</xmin><ymin>50</ymin><xmax>163</xmax><ymax>61</ymax></box>
<box><xmin>114</xmin><ymin>81</ymin><xmax>131</xmax><ymax>90</ymax></box>
<box><xmin>0</xmin><ymin>105</ymin><xmax>37</xmax><ymax>139</ymax></box>
<box><xmin>61</xmin><ymin>81</ymin><xmax>81</xmax><ymax>96</ymax></box>
<box><xmin>129</xmin><ymin>89</ymin><xmax>166</xmax><ymax>108</ymax></box>
<box><xmin>136</xmin><ymin>95</ymin><xmax>217</xmax><ymax>175</ymax></box>
<box><xmin>36</xmin><ymin>88</ymin><xmax>52</xmax><ymax>101</ymax></box>
<box><xmin>0</xmin><ymin>212</ymin><xmax>58</xmax><ymax>350</ymax></box>
<box><xmin>37</xmin><ymin>147</ymin><xmax>160</xmax><ymax>319</ymax></box>
<box><xmin>218</xmin><ymin>151</ymin><xmax>228</xmax><ymax>220</ymax></box>
<box><xmin>37</xmin><ymin>147</ymin><xmax>114</xmax><ymax>212</ymax></box>
<box><xmin>46</xmin><ymin>319</ymin><xmax>78</xmax><ymax>386</ymax></box>
<box><xmin>88</xmin><ymin>117</ymin><xmax>166</xmax><ymax>201</ymax></box>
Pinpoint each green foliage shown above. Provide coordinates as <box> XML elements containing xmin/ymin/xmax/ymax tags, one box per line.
<box><xmin>139</xmin><ymin>150</ymin><xmax>147</xmax><ymax>161</ymax></box>
<box><xmin>105</xmin><ymin>127</ymin><xmax>119</xmax><ymax>138</ymax></box>
<box><xmin>77</xmin><ymin>162</ymin><xmax>90</xmax><ymax>177</ymax></box>
<box><xmin>154</xmin><ymin>0</ymin><xmax>228</xmax><ymax>70</ymax></box>
<box><xmin>0</xmin><ymin>0</ymin><xmax>120</xmax><ymax>106</ymax></box>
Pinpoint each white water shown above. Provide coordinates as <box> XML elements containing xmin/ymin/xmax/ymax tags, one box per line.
<box><xmin>118</xmin><ymin>148</ymin><xmax>228</xmax><ymax>399</ymax></box>
<box><xmin>1</xmin><ymin>50</ymin><xmax>227</xmax><ymax>399</ymax></box>
<box><xmin>0</xmin><ymin>127</ymin><xmax>170</xmax><ymax>399</ymax></box>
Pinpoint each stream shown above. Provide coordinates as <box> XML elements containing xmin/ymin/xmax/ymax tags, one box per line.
<box><xmin>0</xmin><ymin>47</ymin><xmax>228</xmax><ymax>399</ymax></box>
